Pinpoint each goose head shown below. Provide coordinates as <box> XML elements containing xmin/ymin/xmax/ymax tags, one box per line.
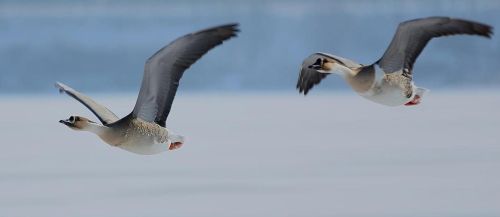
<box><xmin>308</xmin><ymin>58</ymin><xmax>335</xmax><ymax>73</ymax></box>
<box><xmin>59</xmin><ymin>116</ymin><xmax>96</xmax><ymax>130</ymax></box>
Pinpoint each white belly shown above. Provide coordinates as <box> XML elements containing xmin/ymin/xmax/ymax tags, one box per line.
<box><xmin>117</xmin><ymin>135</ymin><xmax>170</xmax><ymax>155</ymax></box>
<box><xmin>360</xmin><ymin>82</ymin><xmax>414</xmax><ymax>106</ymax></box>
<box><xmin>95</xmin><ymin>118</ymin><xmax>182</xmax><ymax>155</ymax></box>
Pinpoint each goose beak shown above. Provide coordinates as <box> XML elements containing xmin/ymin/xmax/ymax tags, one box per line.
<box><xmin>308</xmin><ymin>64</ymin><xmax>322</xmax><ymax>70</ymax></box>
<box><xmin>59</xmin><ymin>119</ymin><xmax>72</xmax><ymax>127</ymax></box>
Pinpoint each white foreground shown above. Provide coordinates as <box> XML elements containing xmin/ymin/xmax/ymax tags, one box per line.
<box><xmin>0</xmin><ymin>91</ymin><xmax>499</xmax><ymax>217</ymax></box>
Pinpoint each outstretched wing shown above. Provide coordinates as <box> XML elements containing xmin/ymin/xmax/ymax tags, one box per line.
<box><xmin>378</xmin><ymin>17</ymin><xmax>493</xmax><ymax>73</ymax></box>
<box><xmin>132</xmin><ymin>24</ymin><xmax>239</xmax><ymax>127</ymax></box>
<box><xmin>55</xmin><ymin>82</ymin><xmax>119</xmax><ymax>125</ymax></box>
<box><xmin>296</xmin><ymin>52</ymin><xmax>361</xmax><ymax>95</ymax></box>
<box><xmin>296</xmin><ymin>53</ymin><xmax>330</xmax><ymax>95</ymax></box>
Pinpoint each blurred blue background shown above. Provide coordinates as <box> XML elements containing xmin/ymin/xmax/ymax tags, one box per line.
<box><xmin>0</xmin><ymin>0</ymin><xmax>498</xmax><ymax>93</ymax></box>
<box><xmin>1</xmin><ymin>2</ymin><xmax>500</xmax><ymax>216</ymax></box>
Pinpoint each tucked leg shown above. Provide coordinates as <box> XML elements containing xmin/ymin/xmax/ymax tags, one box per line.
<box><xmin>404</xmin><ymin>94</ymin><xmax>422</xmax><ymax>106</ymax></box>
<box><xmin>169</xmin><ymin>142</ymin><xmax>183</xmax><ymax>150</ymax></box>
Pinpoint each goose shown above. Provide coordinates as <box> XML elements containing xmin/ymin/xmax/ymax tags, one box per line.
<box><xmin>57</xmin><ymin>23</ymin><xmax>239</xmax><ymax>155</ymax></box>
<box><xmin>297</xmin><ymin>17</ymin><xmax>492</xmax><ymax>106</ymax></box>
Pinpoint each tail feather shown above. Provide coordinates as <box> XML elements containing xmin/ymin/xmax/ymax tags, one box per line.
<box><xmin>416</xmin><ymin>87</ymin><xmax>429</xmax><ymax>96</ymax></box>
<box><xmin>168</xmin><ymin>133</ymin><xmax>185</xmax><ymax>144</ymax></box>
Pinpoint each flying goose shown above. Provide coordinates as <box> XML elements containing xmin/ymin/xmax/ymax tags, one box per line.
<box><xmin>297</xmin><ymin>17</ymin><xmax>492</xmax><ymax>106</ymax></box>
<box><xmin>57</xmin><ymin>24</ymin><xmax>239</xmax><ymax>155</ymax></box>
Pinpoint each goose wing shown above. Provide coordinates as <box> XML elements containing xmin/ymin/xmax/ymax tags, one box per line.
<box><xmin>55</xmin><ymin>82</ymin><xmax>119</xmax><ymax>125</ymax></box>
<box><xmin>378</xmin><ymin>17</ymin><xmax>492</xmax><ymax>73</ymax></box>
<box><xmin>132</xmin><ymin>24</ymin><xmax>239</xmax><ymax>127</ymax></box>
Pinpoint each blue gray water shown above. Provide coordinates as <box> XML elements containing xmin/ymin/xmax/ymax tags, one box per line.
<box><xmin>1</xmin><ymin>92</ymin><xmax>500</xmax><ymax>216</ymax></box>
<box><xmin>1</xmin><ymin>0</ymin><xmax>499</xmax><ymax>93</ymax></box>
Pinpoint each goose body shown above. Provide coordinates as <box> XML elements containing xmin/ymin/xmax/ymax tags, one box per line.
<box><xmin>94</xmin><ymin>116</ymin><xmax>172</xmax><ymax>155</ymax></box>
<box><xmin>354</xmin><ymin>65</ymin><xmax>410</xmax><ymax>106</ymax></box>
<box><xmin>57</xmin><ymin>24</ymin><xmax>239</xmax><ymax>155</ymax></box>
<box><xmin>352</xmin><ymin>64</ymin><xmax>429</xmax><ymax>106</ymax></box>
<box><xmin>297</xmin><ymin>17</ymin><xmax>492</xmax><ymax>106</ymax></box>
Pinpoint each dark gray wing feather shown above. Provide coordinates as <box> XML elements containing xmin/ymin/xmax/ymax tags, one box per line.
<box><xmin>378</xmin><ymin>17</ymin><xmax>493</xmax><ymax>73</ymax></box>
<box><xmin>132</xmin><ymin>24</ymin><xmax>239</xmax><ymax>127</ymax></box>
<box><xmin>55</xmin><ymin>82</ymin><xmax>119</xmax><ymax>125</ymax></box>
<box><xmin>296</xmin><ymin>53</ymin><xmax>330</xmax><ymax>95</ymax></box>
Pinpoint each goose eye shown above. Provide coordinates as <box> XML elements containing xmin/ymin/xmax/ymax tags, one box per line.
<box><xmin>69</xmin><ymin>116</ymin><xmax>75</xmax><ymax>122</ymax></box>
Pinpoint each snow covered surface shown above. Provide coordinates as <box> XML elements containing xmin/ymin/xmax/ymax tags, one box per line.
<box><xmin>0</xmin><ymin>91</ymin><xmax>499</xmax><ymax>217</ymax></box>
